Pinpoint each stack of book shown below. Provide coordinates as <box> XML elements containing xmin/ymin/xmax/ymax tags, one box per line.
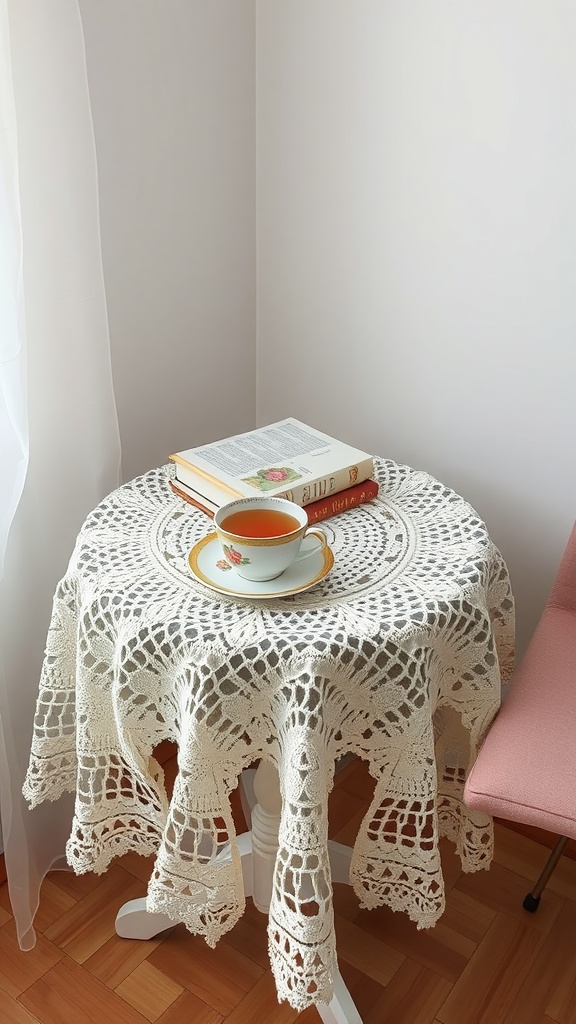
<box><xmin>169</xmin><ymin>417</ymin><xmax>379</xmax><ymax>525</ymax></box>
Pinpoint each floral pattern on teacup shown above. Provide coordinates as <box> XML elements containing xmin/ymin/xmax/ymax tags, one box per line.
<box><xmin>223</xmin><ymin>544</ymin><xmax>251</xmax><ymax>567</ymax></box>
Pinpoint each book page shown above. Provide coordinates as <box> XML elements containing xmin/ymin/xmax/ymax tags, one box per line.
<box><xmin>194</xmin><ymin>421</ymin><xmax>331</xmax><ymax>477</ymax></box>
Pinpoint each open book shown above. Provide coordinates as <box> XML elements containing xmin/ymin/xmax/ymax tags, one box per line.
<box><xmin>169</xmin><ymin>418</ymin><xmax>374</xmax><ymax>509</ymax></box>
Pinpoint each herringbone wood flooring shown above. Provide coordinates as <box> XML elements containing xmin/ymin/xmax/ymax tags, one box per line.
<box><xmin>2</xmin><ymin>754</ymin><xmax>576</xmax><ymax>1024</ymax></box>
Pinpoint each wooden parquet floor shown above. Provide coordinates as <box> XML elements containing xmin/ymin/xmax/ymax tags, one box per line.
<box><xmin>1</xmin><ymin>756</ymin><xmax>576</xmax><ymax>1024</ymax></box>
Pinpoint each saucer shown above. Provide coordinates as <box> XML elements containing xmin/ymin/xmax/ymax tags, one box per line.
<box><xmin>188</xmin><ymin>533</ymin><xmax>334</xmax><ymax>599</ymax></box>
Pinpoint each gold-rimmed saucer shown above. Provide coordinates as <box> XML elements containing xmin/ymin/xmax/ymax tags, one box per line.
<box><xmin>188</xmin><ymin>533</ymin><xmax>334</xmax><ymax>599</ymax></box>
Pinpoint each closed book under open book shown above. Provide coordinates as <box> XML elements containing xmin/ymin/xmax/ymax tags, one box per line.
<box><xmin>169</xmin><ymin>418</ymin><xmax>374</xmax><ymax>509</ymax></box>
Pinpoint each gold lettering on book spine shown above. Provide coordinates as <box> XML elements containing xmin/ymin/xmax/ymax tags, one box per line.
<box><xmin>302</xmin><ymin>477</ymin><xmax>337</xmax><ymax>503</ymax></box>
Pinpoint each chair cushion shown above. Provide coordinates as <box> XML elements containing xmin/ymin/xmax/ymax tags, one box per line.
<box><xmin>464</xmin><ymin>605</ymin><xmax>576</xmax><ymax>839</ymax></box>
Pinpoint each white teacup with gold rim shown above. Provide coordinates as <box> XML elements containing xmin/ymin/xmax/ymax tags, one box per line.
<box><xmin>213</xmin><ymin>496</ymin><xmax>328</xmax><ymax>582</ymax></box>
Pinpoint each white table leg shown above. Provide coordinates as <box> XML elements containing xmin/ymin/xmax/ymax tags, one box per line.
<box><xmin>238</xmin><ymin>766</ymin><xmax>257</xmax><ymax>824</ymax></box>
<box><xmin>115</xmin><ymin>762</ymin><xmax>363</xmax><ymax>1023</ymax></box>
<box><xmin>115</xmin><ymin>900</ymin><xmax>178</xmax><ymax>940</ymax></box>
<box><xmin>328</xmin><ymin>839</ymin><xmax>353</xmax><ymax>885</ymax></box>
<box><xmin>317</xmin><ymin>974</ymin><xmax>364</xmax><ymax>1024</ymax></box>
<box><xmin>247</xmin><ymin>762</ymin><xmax>362</xmax><ymax>1023</ymax></box>
<box><xmin>114</xmin><ymin>831</ymin><xmax>255</xmax><ymax>938</ymax></box>
<box><xmin>249</xmin><ymin>758</ymin><xmax>283</xmax><ymax>912</ymax></box>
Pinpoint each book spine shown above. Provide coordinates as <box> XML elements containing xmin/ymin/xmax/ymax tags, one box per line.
<box><xmin>274</xmin><ymin>457</ymin><xmax>374</xmax><ymax>507</ymax></box>
<box><xmin>169</xmin><ymin>477</ymin><xmax>379</xmax><ymax>524</ymax></box>
<box><xmin>305</xmin><ymin>478</ymin><xmax>379</xmax><ymax>523</ymax></box>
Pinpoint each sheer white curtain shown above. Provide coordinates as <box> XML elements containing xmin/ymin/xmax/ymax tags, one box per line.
<box><xmin>0</xmin><ymin>0</ymin><xmax>121</xmax><ymax>948</ymax></box>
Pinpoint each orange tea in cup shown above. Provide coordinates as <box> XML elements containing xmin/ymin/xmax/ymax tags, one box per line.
<box><xmin>220</xmin><ymin>508</ymin><xmax>300</xmax><ymax>538</ymax></box>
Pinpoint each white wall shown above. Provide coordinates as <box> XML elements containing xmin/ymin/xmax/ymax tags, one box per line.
<box><xmin>81</xmin><ymin>0</ymin><xmax>256</xmax><ymax>482</ymax></box>
<box><xmin>257</xmin><ymin>1</ymin><xmax>576</xmax><ymax>656</ymax></box>
<box><xmin>76</xmin><ymin>2</ymin><xmax>575</xmax><ymax>658</ymax></box>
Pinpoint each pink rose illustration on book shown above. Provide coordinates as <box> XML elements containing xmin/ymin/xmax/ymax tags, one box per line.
<box><xmin>241</xmin><ymin>466</ymin><xmax>302</xmax><ymax>492</ymax></box>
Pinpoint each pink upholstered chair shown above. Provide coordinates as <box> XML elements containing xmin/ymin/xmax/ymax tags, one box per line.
<box><xmin>464</xmin><ymin>520</ymin><xmax>576</xmax><ymax>911</ymax></box>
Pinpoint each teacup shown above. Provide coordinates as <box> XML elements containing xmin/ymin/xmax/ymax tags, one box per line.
<box><xmin>213</xmin><ymin>496</ymin><xmax>327</xmax><ymax>582</ymax></box>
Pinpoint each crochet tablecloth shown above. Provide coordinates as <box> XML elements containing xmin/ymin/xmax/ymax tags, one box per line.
<box><xmin>23</xmin><ymin>458</ymin><xmax>514</xmax><ymax>1010</ymax></box>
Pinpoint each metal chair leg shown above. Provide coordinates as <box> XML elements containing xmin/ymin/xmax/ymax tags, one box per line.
<box><xmin>523</xmin><ymin>835</ymin><xmax>569</xmax><ymax>912</ymax></box>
